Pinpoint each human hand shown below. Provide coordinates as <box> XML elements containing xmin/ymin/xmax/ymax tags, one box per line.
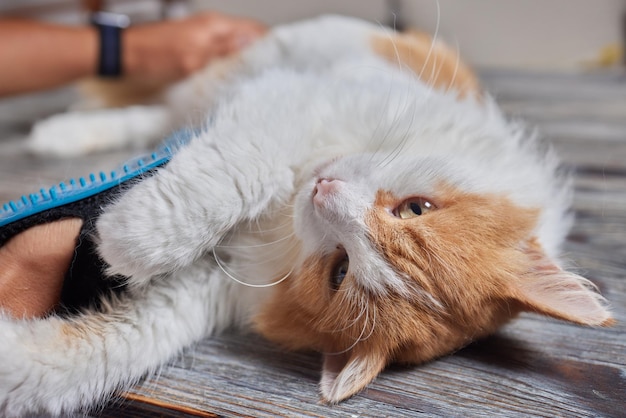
<box><xmin>0</xmin><ymin>219</ymin><xmax>82</xmax><ymax>318</ymax></box>
<box><xmin>123</xmin><ymin>12</ymin><xmax>267</xmax><ymax>82</ymax></box>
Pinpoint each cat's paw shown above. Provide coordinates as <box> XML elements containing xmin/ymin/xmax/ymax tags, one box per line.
<box><xmin>27</xmin><ymin>112</ymin><xmax>118</xmax><ymax>157</ymax></box>
<box><xmin>96</xmin><ymin>174</ymin><xmax>216</xmax><ymax>286</ymax></box>
<box><xmin>97</xmin><ymin>204</ymin><xmax>173</xmax><ymax>285</ymax></box>
<box><xmin>27</xmin><ymin>106</ymin><xmax>170</xmax><ymax>158</ymax></box>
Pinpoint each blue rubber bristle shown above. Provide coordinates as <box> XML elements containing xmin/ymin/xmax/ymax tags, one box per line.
<box><xmin>0</xmin><ymin>128</ymin><xmax>195</xmax><ymax>228</ymax></box>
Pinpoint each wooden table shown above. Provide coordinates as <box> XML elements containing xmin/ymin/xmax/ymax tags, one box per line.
<box><xmin>0</xmin><ymin>70</ymin><xmax>624</xmax><ymax>417</ymax></box>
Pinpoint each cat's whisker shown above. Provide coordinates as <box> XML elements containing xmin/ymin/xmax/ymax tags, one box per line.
<box><xmin>375</xmin><ymin>93</ymin><xmax>418</xmax><ymax>169</ymax></box>
<box><xmin>367</xmin><ymin>75</ymin><xmax>397</xmax><ymax>156</ymax></box>
<box><xmin>357</xmin><ymin>301</ymin><xmax>377</xmax><ymax>343</ymax></box>
<box><xmin>215</xmin><ymin>232</ymin><xmax>296</xmax><ymax>249</ymax></box>
<box><xmin>246</xmin><ymin>222</ymin><xmax>294</xmax><ymax>234</ymax></box>
<box><xmin>218</xmin><ymin>248</ymin><xmax>296</xmax><ymax>267</ymax></box>
<box><xmin>407</xmin><ymin>281</ymin><xmax>446</xmax><ymax>313</ymax></box>
<box><xmin>419</xmin><ymin>40</ymin><xmax>441</xmax><ymax>95</ymax></box>
<box><xmin>322</xmin><ymin>295</ymin><xmax>372</xmax><ymax>356</ymax></box>
<box><xmin>377</xmin><ymin>19</ymin><xmax>404</xmax><ymax>74</ymax></box>
<box><xmin>212</xmin><ymin>246</ymin><xmax>293</xmax><ymax>288</ymax></box>
<box><xmin>430</xmin><ymin>52</ymin><xmax>445</xmax><ymax>91</ymax></box>
<box><xmin>445</xmin><ymin>39</ymin><xmax>462</xmax><ymax>95</ymax></box>
<box><xmin>326</xmin><ymin>293</ymin><xmax>368</xmax><ymax>334</ymax></box>
<box><xmin>373</xmin><ymin>32</ymin><xmax>427</xmax><ymax>169</ymax></box>
<box><xmin>150</xmin><ymin>363</ymin><xmax>165</xmax><ymax>392</ymax></box>
<box><xmin>372</xmin><ymin>93</ymin><xmax>410</xmax><ymax>166</ymax></box>
<box><xmin>361</xmin><ymin>22</ymin><xmax>415</xmax><ymax>158</ymax></box>
<box><xmin>417</xmin><ymin>0</ymin><xmax>441</xmax><ymax>84</ymax></box>
<box><xmin>378</xmin><ymin>106</ymin><xmax>417</xmax><ymax>168</ymax></box>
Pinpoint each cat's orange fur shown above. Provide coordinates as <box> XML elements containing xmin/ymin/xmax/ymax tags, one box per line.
<box><xmin>255</xmin><ymin>182</ymin><xmax>612</xmax><ymax>402</ymax></box>
<box><xmin>370</xmin><ymin>31</ymin><xmax>481</xmax><ymax>97</ymax></box>
<box><xmin>254</xmin><ymin>188</ymin><xmax>525</xmax><ymax>396</ymax></box>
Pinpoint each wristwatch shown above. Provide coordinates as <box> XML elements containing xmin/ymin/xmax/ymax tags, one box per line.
<box><xmin>91</xmin><ymin>11</ymin><xmax>131</xmax><ymax>77</ymax></box>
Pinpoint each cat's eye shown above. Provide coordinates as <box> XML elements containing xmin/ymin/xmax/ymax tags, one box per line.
<box><xmin>330</xmin><ymin>257</ymin><xmax>349</xmax><ymax>291</ymax></box>
<box><xmin>393</xmin><ymin>197</ymin><xmax>435</xmax><ymax>219</ymax></box>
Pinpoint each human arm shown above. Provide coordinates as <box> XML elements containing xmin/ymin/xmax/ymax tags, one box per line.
<box><xmin>0</xmin><ymin>19</ymin><xmax>98</xmax><ymax>96</ymax></box>
<box><xmin>0</xmin><ymin>12</ymin><xmax>266</xmax><ymax>97</ymax></box>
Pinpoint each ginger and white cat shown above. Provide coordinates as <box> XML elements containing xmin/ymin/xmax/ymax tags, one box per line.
<box><xmin>1</xmin><ymin>16</ymin><xmax>613</xmax><ymax>416</ymax></box>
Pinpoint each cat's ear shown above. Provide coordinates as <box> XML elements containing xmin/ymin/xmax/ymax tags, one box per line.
<box><xmin>510</xmin><ymin>242</ymin><xmax>614</xmax><ymax>326</ymax></box>
<box><xmin>320</xmin><ymin>348</ymin><xmax>387</xmax><ymax>403</ymax></box>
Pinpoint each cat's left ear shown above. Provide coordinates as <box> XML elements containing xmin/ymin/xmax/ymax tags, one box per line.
<box><xmin>320</xmin><ymin>348</ymin><xmax>387</xmax><ymax>403</ymax></box>
<box><xmin>509</xmin><ymin>242</ymin><xmax>614</xmax><ymax>327</ymax></box>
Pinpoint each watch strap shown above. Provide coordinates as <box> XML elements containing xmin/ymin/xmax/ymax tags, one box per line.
<box><xmin>91</xmin><ymin>12</ymin><xmax>130</xmax><ymax>77</ymax></box>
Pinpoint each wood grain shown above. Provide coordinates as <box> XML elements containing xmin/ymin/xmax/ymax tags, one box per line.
<box><xmin>0</xmin><ymin>70</ymin><xmax>624</xmax><ymax>417</ymax></box>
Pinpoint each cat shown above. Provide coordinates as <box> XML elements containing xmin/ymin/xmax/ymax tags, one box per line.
<box><xmin>0</xmin><ymin>15</ymin><xmax>613</xmax><ymax>416</ymax></box>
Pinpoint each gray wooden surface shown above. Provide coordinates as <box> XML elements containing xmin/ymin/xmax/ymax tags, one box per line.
<box><xmin>0</xmin><ymin>70</ymin><xmax>624</xmax><ymax>417</ymax></box>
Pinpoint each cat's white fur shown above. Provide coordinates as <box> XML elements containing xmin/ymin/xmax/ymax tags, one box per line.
<box><xmin>1</xmin><ymin>16</ymin><xmax>575</xmax><ymax>415</ymax></box>
<box><xmin>28</xmin><ymin>106</ymin><xmax>170</xmax><ymax>157</ymax></box>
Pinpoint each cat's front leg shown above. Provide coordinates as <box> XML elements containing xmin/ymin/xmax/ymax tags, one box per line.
<box><xmin>97</xmin><ymin>130</ymin><xmax>295</xmax><ymax>284</ymax></box>
<box><xmin>27</xmin><ymin>106</ymin><xmax>170</xmax><ymax>157</ymax></box>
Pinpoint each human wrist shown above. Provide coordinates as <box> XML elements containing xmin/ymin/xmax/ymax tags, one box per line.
<box><xmin>121</xmin><ymin>26</ymin><xmax>142</xmax><ymax>78</ymax></box>
<box><xmin>65</xmin><ymin>25</ymin><xmax>100</xmax><ymax>78</ymax></box>
<box><xmin>122</xmin><ymin>24</ymin><xmax>180</xmax><ymax>82</ymax></box>
<box><xmin>91</xmin><ymin>12</ymin><xmax>130</xmax><ymax>77</ymax></box>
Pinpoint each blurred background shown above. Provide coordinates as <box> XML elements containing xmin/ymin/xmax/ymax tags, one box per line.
<box><xmin>0</xmin><ymin>0</ymin><xmax>624</xmax><ymax>170</ymax></box>
<box><xmin>2</xmin><ymin>0</ymin><xmax>624</xmax><ymax>70</ymax></box>
<box><xmin>199</xmin><ymin>0</ymin><xmax>626</xmax><ymax>70</ymax></box>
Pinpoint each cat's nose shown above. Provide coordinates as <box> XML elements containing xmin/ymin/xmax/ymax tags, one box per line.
<box><xmin>313</xmin><ymin>178</ymin><xmax>343</xmax><ymax>206</ymax></box>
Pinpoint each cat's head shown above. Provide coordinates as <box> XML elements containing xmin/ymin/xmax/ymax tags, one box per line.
<box><xmin>254</xmin><ymin>152</ymin><xmax>613</xmax><ymax>403</ymax></box>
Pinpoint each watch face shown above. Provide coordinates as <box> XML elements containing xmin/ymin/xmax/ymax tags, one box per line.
<box><xmin>91</xmin><ymin>11</ymin><xmax>130</xmax><ymax>28</ymax></box>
